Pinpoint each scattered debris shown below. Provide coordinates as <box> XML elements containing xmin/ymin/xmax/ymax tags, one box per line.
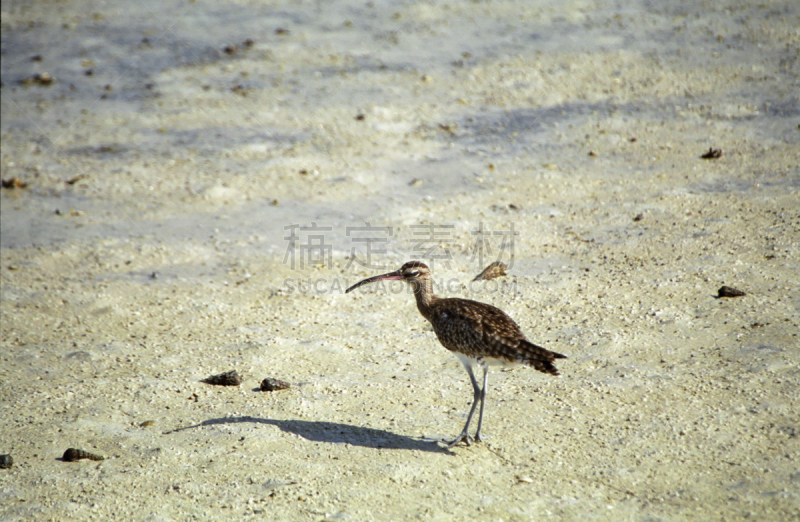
<box><xmin>223</xmin><ymin>44</ymin><xmax>238</xmax><ymax>55</ymax></box>
<box><xmin>515</xmin><ymin>475</ymin><xmax>534</xmax><ymax>484</ymax></box>
<box><xmin>355</xmin><ymin>113</ymin><xmax>365</xmax><ymax>121</ymax></box>
<box><xmin>63</xmin><ymin>448</ymin><xmax>104</xmax><ymax>462</ymax></box>
<box><xmin>718</xmin><ymin>285</ymin><xmax>746</xmax><ymax>298</ymax></box>
<box><xmin>473</xmin><ymin>261</ymin><xmax>508</xmax><ymax>281</ymax></box>
<box><xmin>21</xmin><ymin>72</ymin><xmax>53</xmax><ymax>86</ymax></box>
<box><xmin>139</xmin><ymin>420</ymin><xmax>156</xmax><ymax>427</ymax></box>
<box><xmin>260</xmin><ymin>378</ymin><xmax>291</xmax><ymax>392</ymax></box>
<box><xmin>275</xmin><ymin>28</ymin><xmax>290</xmax><ymax>35</ymax></box>
<box><xmin>65</xmin><ymin>174</ymin><xmax>87</xmax><ymax>185</ymax></box>
<box><xmin>0</xmin><ymin>455</ymin><xmax>12</xmax><ymax>469</ymax></box>
<box><xmin>231</xmin><ymin>84</ymin><xmax>248</xmax><ymax>96</ymax></box>
<box><xmin>243</xmin><ymin>38</ymin><xmax>255</xmax><ymax>48</ymax></box>
<box><xmin>409</xmin><ymin>178</ymin><xmax>423</xmax><ymax>187</ymax></box>
<box><xmin>633</xmin><ymin>213</ymin><xmax>644</xmax><ymax>221</ymax></box>
<box><xmin>201</xmin><ymin>370</ymin><xmax>242</xmax><ymax>386</ymax></box>
<box><xmin>588</xmin><ymin>150</ymin><xmax>598</xmax><ymax>157</ymax></box>
<box><xmin>490</xmin><ymin>204</ymin><xmax>522</xmax><ymax>213</ymax></box>
<box><xmin>701</xmin><ymin>148</ymin><xmax>722</xmax><ymax>159</ymax></box>
<box><xmin>1</xmin><ymin>177</ymin><xmax>28</xmax><ymax>189</ymax></box>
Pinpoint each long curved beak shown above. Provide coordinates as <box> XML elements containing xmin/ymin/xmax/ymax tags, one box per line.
<box><xmin>345</xmin><ymin>270</ymin><xmax>403</xmax><ymax>293</ymax></box>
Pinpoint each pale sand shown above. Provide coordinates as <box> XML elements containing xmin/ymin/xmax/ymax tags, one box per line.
<box><xmin>1</xmin><ymin>1</ymin><xmax>798</xmax><ymax>520</ymax></box>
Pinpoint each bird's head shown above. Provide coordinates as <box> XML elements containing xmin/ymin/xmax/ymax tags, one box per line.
<box><xmin>345</xmin><ymin>261</ymin><xmax>431</xmax><ymax>293</ymax></box>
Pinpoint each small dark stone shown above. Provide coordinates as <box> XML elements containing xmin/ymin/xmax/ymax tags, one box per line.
<box><xmin>633</xmin><ymin>213</ymin><xmax>644</xmax><ymax>221</ymax></box>
<box><xmin>202</xmin><ymin>370</ymin><xmax>243</xmax><ymax>386</ymax></box>
<box><xmin>2</xmin><ymin>177</ymin><xmax>28</xmax><ymax>189</ymax></box>
<box><xmin>701</xmin><ymin>148</ymin><xmax>722</xmax><ymax>159</ymax></box>
<box><xmin>21</xmin><ymin>72</ymin><xmax>53</xmax><ymax>86</ymax></box>
<box><xmin>260</xmin><ymin>377</ymin><xmax>290</xmax><ymax>392</ymax></box>
<box><xmin>0</xmin><ymin>455</ymin><xmax>12</xmax><ymax>469</ymax></box>
<box><xmin>718</xmin><ymin>285</ymin><xmax>746</xmax><ymax>298</ymax></box>
<box><xmin>224</xmin><ymin>44</ymin><xmax>238</xmax><ymax>55</ymax></box>
<box><xmin>63</xmin><ymin>448</ymin><xmax>104</xmax><ymax>462</ymax></box>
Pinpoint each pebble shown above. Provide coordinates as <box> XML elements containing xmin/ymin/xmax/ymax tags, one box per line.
<box><xmin>0</xmin><ymin>455</ymin><xmax>12</xmax><ymax>469</ymax></box>
<box><xmin>202</xmin><ymin>370</ymin><xmax>243</xmax><ymax>386</ymax></box>
<box><xmin>260</xmin><ymin>378</ymin><xmax>291</xmax><ymax>392</ymax></box>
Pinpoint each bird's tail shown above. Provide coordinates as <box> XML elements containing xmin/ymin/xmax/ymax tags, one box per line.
<box><xmin>519</xmin><ymin>339</ymin><xmax>567</xmax><ymax>376</ymax></box>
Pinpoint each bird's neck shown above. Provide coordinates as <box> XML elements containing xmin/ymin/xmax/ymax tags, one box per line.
<box><xmin>411</xmin><ymin>278</ymin><xmax>438</xmax><ymax>320</ymax></box>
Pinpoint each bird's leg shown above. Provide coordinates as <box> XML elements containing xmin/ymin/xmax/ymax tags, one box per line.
<box><xmin>473</xmin><ymin>364</ymin><xmax>489</xmax><ymax>442</ymax></box>
<box><xmin>447</xmin><ymin>364</ymin><xmax>482</xmax><ymax>448</ymax></box>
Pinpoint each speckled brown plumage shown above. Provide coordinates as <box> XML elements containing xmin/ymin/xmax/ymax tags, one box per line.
<box><xmin>426</xmin><ymin>298</ymin><xmax>563</xmax><ymax>375</ymax></box>
<box><xmin>346</xmin><ymin>260</ymin><xmax>566</xmax><ymax>447</ymax></box>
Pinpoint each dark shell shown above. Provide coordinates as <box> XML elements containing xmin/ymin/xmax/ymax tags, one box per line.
<box><xmin>63</xmin><ymin>448</ymin><xmax>104</xmax><ymax>462</ymax></box>
<box><xmin>260</xmin><ymin>378</ymin><xmax>291</xmax><ymax>392</ymax></box>
<box><xmin>718</xmin><ymin>285</ymin><xmax>746</xmax><ymax>298</ymax></box>
<box><xmin>473</xmin><ymin>261</ymin><xmax>508</xmax><ymax>281</ymax></box>
<box><xmin>201</xmin><ymin>370</ymin><xmax>242</xmax><ymax>386</ymax></box>
<box><xmin>0</xmin><ymin>455</ymin><xmax>12</xmax><ymax>469</ymax></box>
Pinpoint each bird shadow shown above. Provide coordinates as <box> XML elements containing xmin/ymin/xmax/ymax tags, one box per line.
<box><xmin>164</xmin><ymin>416</ymin><xmax>454</xmax><ymax>455</ymax></box>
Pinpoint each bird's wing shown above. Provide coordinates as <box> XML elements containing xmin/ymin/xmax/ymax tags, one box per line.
<box><xmin>429</xmin><ymin>299</ymin><xmax>524</xmax><ymax>360</ymax></box>
<box><xmin>430</xmin><ymin>299</ymin><xmax>565</xmax><ymax>375</ymax></box>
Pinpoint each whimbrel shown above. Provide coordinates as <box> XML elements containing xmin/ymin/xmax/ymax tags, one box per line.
<box><xmin>346</xmin><ymin>261</ymin><xmax>566</xmax><ymax>447</ymax></box>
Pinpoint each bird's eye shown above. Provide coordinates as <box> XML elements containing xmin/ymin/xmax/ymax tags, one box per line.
<box><xmin>408</xmin><ymin>270</ymin><xmax>419</xmax><ymax>276</ymax></box>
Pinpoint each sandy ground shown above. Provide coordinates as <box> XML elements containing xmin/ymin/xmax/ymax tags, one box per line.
<box><xmin>1</xmin><ymin>0</ymin><xmax>799</xmax><ymax>520</ymax></box>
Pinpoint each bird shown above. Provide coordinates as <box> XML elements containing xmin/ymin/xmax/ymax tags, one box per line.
<box><xmin>345</xmin><ymin>260</ymin><xmax>566</xmax><ymax>447</ymax></box>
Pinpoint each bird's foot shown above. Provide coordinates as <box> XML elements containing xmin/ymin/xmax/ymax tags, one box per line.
<box><xmin>445</xmin><ymin>432</ymin><xmax>484</xmax><ymax>448</ymax></box>
<box><xmin>446</xmin><ymin>433</ymin><xmax>473</xmax><ymax>448</ymax></box>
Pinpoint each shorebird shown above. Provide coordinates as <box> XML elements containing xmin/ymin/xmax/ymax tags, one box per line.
<box><xmin>345</xmin><ymin>261</ymin><xmax>566</xmax><ymax>447</ymax></box>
